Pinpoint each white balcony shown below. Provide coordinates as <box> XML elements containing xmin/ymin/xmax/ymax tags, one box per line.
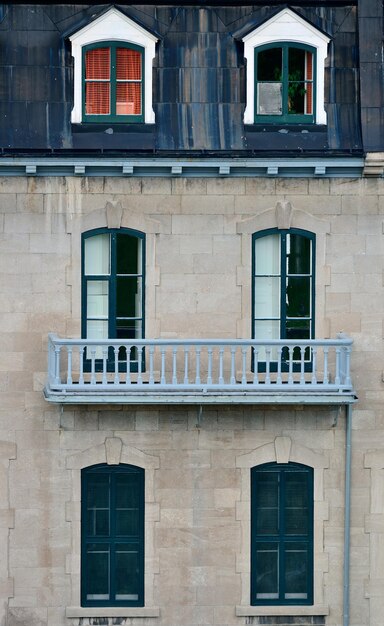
<box><xmin>44</xmin><ymin>334</ymin><xmax>356</xmax><ymax>405</ymax></box>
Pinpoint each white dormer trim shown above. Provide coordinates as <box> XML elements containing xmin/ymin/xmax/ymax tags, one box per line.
<box><xmin>69</xmin><ymin>7</ymin><xmax>158</xmax><ymax>124</ymax></box>
<box><xmin>242</xmin><ymin>8</ymin><xmax>330</xmax><ymax>125</ymax></box>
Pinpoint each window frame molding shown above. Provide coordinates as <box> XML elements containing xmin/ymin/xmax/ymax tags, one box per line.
<box><xmin>69</xmin><ymin>7</ymin><xmax>158</xmax><ymax>124</ymax></box>
<box><xmin>65</xmin><ymin>437</ymin><xmax>160</xmax><ymax>618</ymax></box>
<box><xmin>82</xmin><ymin>41</ymin><xmax>145</xmax><ymax>124</ymax></box>
<box><xmin>67</xmin><ymin>202</ymin><xmax>162</xmax><ymax>347</ymax></box>
<box><xmin>235</xmin><ymin>202</ymin><xmax>330</xmax><ymax>346</ymax></box>
<box><xmin>242</xmin><ymin>8</ymin><xmax>330</xmax><ymax>125</ymax></box>
<box><xmin>235</xmin><ymin>436</ymin><xmax>329</xmax><ymax>617</ymax></box>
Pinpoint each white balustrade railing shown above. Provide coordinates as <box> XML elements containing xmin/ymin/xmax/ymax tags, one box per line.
<box><xmin>46</xmin><ymin>333</ymin><xmax>354</xmax><ymax>397</ymax></box>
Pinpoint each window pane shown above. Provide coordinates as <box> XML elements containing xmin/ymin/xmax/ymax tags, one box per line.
<box><xmin>284</xmin><ymin>542</ymin><xmax>308</xmax><ymax>599</ymax></box>
<box><xmin>255</xmin><ymin>542</ymin><xmax>279</xmax><ymax>599</ymax></box>
<box><xmin>254</xmin><ymin>234</ymin><xmax>280</xmax><ymax>275</ymax></box>
<box><xmin>116</xmin><ymin>320</ymin><xmax>143</xmax><ymax>342</ymax></box>
<box><xmin>254</xmin><ymin>320</ymin><xmax>280</xmax><ymax>361</ymax></box>
<box><xmin>115</xmin><ymin>473</ymin><xmax>140</xmax><ymax>536</ymax></box>
<box><xmin>86</xmin><ymin>543</ymin><xmax>110</xmax><ymax>600</ymax></box>
<box><xmin>86</xmin><ymin>320</ymin><xmax>108</xmax><ymax>341</ymax></box>
<box><xmin>86</xmin><ymin>475</ymin><xmax>110</xmax><ymax>536</ymax></box>
<box><xmin>116</xmin><ymin>277</ymin><xmax>142</xmax><ymax>318</ymax></box>
<box><xmin>115</xmin><ymin>545</ymin><xmax>140</xmax><ymax>601</ymax></box>
<box><xmin>288</xmin><ymin>47</ymin><xmax>305</xmax><ymax>81</ymax></box>
<box><xmin>84</xmin><ymin>234</ymin><xmax>110</xmax><ymax>275</ymax></box>
<box><xmin>256</xmin><ymin>472</ymin><xmax>279</xmax><ymax>535</ymax></box>
<box><xmin>254</xmin><ymin>320</ymin><xmax>280</xmax><ymax>341</ymax></box>
<box><xmin>86</xmin><ymin>48</ymin><xmax>110</xmax><ymax>80</ymax></box>
<box><xmin>287</xmin><ymin>234</ymin><xmax>311</xmax><ymax>275</ymax></box>
<box><xmin>257</xmin><ymin>83</ymin><xmax>282</xmax><ymax>115</ymax></box>
<box><xmin>116</xmin><ymin>234</ymin><xmax>141</xmax><ymax>275</ymax></box>
<box><xmin>116</xmin><ymin>83</ymin><xmax>142</xmax><ymax>116</ymax></box>
<box><xmin>286</xmin><ymin>276</ymin><xmax>310</xmax><ymax>318</ymax></box>
<box><xmin>254</xmin><ymin>277</ymin><xmax>280</xmax><ymax>318</ymax></box>
<box><xmin>258</xmin><ymin>48</ymin><xmax>282</xmax><ymax>81</ymax></box>
<box><xmin>86</xmin><ymin>320</ymin><xmax>109</xmax><ymax>359</ymax></box>
<box><xmin>85</xmin><ymin>48</ymin><xmax>111</xmax><ymax>116</ymax></box>
<box><xmin>288</xmin><ymin>48</ymin><xmax>306</xmax><ymax>115</ymax></box>
<box><xmin>285</xmin><ymin>473</ymin><xmax>309</xmax><ymax>535</ymax></box>
<box><xmin>87</xmin><ymin>281</ymin><xmax>109</xmax><ymax>318</ymax></box>
<box><xmin>85</xmin><ymin>82</ymin><xmax>110</xmax><ymax>115</ymax></box>
<box><xmin>116</xmin><ymin>48</ymin><xmax>142</xmax><ymax>81</ymax></box>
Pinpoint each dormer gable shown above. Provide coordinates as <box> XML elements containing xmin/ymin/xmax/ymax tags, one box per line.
<box><xmin>69</xmin><ymin>7</ymin><xmax>158</xmax><ymax>124</ymax></box>
<box><xmin>242</xmin><ymin>8</ymin><xmax>330</xmax><ymax>125</ymax></box>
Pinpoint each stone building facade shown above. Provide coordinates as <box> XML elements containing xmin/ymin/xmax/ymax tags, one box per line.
<box><xmin>0</xmin><ymin>3</ymin><xmax>384</xmax><ymax>626</ymax></box>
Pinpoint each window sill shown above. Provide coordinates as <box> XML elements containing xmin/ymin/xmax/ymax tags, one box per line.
<box><xmin>66</xmin><ymin>607</ymin><xmax>160</xmax><ymax>618</ymax></box>
<box><xmin>235</xmin><ymin>605</ymin><xmax>329</xmax><ymax>617</ymax></box>
<box><xmin>244</xmin><ymin>124</ymin><xmax>327</xmax><ymax>133</ymax></box>
<box><xmin>72</xmin><ymin>123</ymin><xmax>154</xmax><ymax>133</ymax></box>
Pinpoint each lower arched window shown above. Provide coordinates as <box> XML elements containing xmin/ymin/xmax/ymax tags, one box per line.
<box><xmin>251</xmin><ymin>462</ymin><xmax>313</xmax><ymax>605</ymax></box>
<box><xmin>81</xmin><ymin>464</ymin><xmax>144</xmax><ymax>607</ymax></box>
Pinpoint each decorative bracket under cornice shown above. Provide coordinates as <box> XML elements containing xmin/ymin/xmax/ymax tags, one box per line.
<box><xmin>363</xmin><ymin>153</ymin><xmax>384</xmax><ymax>177</ymax></box>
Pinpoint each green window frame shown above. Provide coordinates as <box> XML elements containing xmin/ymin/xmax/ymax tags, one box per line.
<box><xmin>254</xmin><ymin>43</ymin><xmax>316</xmax><ymax>123</ymax></box>
<box><xmin>81</xmin><ymin>227</ymin><xmax>145</xmax><ymax>371</ymax></box>
<box><xmin>252</xmin><ymin>228</ymin><xmax>315</xmax><ymax>369</ymax></box>
<box><xmin>81</xmin><ymin>464</ymin><xmax>145</xmax><ymax>607</ymax></box>
<box><xmin>82</xmin><ymin>41</ymin><xmax>145</xmax><ymax>123</ymax></box>
<box><xmin>251</xmin><ymin>462</ymin><xmax>314</xmax><ymax>606</ymax></box>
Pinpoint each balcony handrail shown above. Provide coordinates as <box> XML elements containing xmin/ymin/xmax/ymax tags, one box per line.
<box><xmin>46</xmin><ymin>334</ymin><xmax>354</xmax><ymax>397</ymax></box>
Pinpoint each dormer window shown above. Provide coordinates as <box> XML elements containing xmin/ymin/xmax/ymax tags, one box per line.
<box><xmin>70</xmin><ymin>7</ymin><xmax>157</xmax><ymax>124</ymax></box>
<box><xmin>83</xmin><ymin>43</ymin><xmax>144</xmax><ymax>122</ymax></box>
<box><xmin>242</xmin><ymin>8</ymin><xmax>329</xmax><ymax>125</ymax></box>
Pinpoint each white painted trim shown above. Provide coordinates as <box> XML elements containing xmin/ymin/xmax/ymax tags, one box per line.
<box><xmin>242</xmin><ymin>8</ymin><xmax>330</xmax><ymax>125</ymax></box>
<box><xmin>69</xmin><ymin>7</ymin><xmax>157</xmax><ymax>124</ymax></box>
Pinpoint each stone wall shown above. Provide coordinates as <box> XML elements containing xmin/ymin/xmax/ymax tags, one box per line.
<box><xmin>1</xmin><ymin>174</ymin><xmax>383</xmax><ymax>626</ymax></box>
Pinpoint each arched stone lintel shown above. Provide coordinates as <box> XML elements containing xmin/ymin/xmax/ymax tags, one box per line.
<box><xmin>68</xmin><ymin>204</ymin><xmax>163</xmax><ymax>236</ymax></box>
<box><xmin>236</xmin><ymin>436</ymin><xmax>328</xmax><ymax>470</ymax></box>
<box><xmin>66</xmin><ymin>437</ymin><xmax>160</xmax><ymax>471</ymax></box>
<box><xmin>236</xmin><ymin>204</ymin><xmax>330</xmax><ymax>235</ymax></box>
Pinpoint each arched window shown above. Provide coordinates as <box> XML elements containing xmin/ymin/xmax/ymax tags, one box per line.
<box><xmin>255</xmin><ymin>43</ymin><xmax>315</xmax><ymax>123</ymax></box>
<box><xmin>251</xmin><ymin>462</ymin><xmax>313</xmax><ymax>605</ymax></box>
<box><xmin>81</xmin><ymin>227</ymin><xmax>145</xmax><ymax>369</ymax></box>
<box><xmin>83</xmin><ymin>42</ymin><xmax>144</xmax><ymax>122</ymax></box>
<box><xmin>252</xmin><ymin>228</ymin><xmax>315</xmax><ymax>366</ymax></box>
<box><xmin>81</xmin><ymin>464</ymin><xmax>145</xmax><ymax>607</ymax></box>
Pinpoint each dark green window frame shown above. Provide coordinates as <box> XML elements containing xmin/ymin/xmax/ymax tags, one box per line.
<box><xmin>81</xmin><ymin>464</ymin><xmax>145</xmax><ymax>607</ymax></box>
<box><xmin>251</xmin><ymin>462</ymin><xmax>314</xmax><ymax>606</ymax></box>
<box><xmin>81</xmin><ymin>227</ymin><xmax>145</xmax><ymax>372</ymax></box>
<box><xmin>252</xmin><ymin>228</ymin><xmax>315</xmax><ymax>370</ymax></box>
<box><xmin>254</xmin><ymin>43</ymin><xmax>316</xmax><ymax>123</ymax></box>
<box><xmin>82</xmin><ymin>41</ymin><xmax>145</xmax><ymax>123</ymax></box>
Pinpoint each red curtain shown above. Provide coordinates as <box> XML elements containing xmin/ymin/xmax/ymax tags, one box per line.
<box><xmin>116</xmin><ymin>48</ymin><xmax>142</xmax><ymax>115</ymax></box>
<box><xmin>85</xmin><ymin>48</ymin><xmax>111</xmax><ymax>115</ymax></box>
<box><xmin>305</xmin><ymin>52</ymin><xmax>313</xmax><ymax>115</ymax></box>
<box><xmin>85</xmin><ymin>47</ymin><xmax>142</xmax><ymax>116</ymax></box>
